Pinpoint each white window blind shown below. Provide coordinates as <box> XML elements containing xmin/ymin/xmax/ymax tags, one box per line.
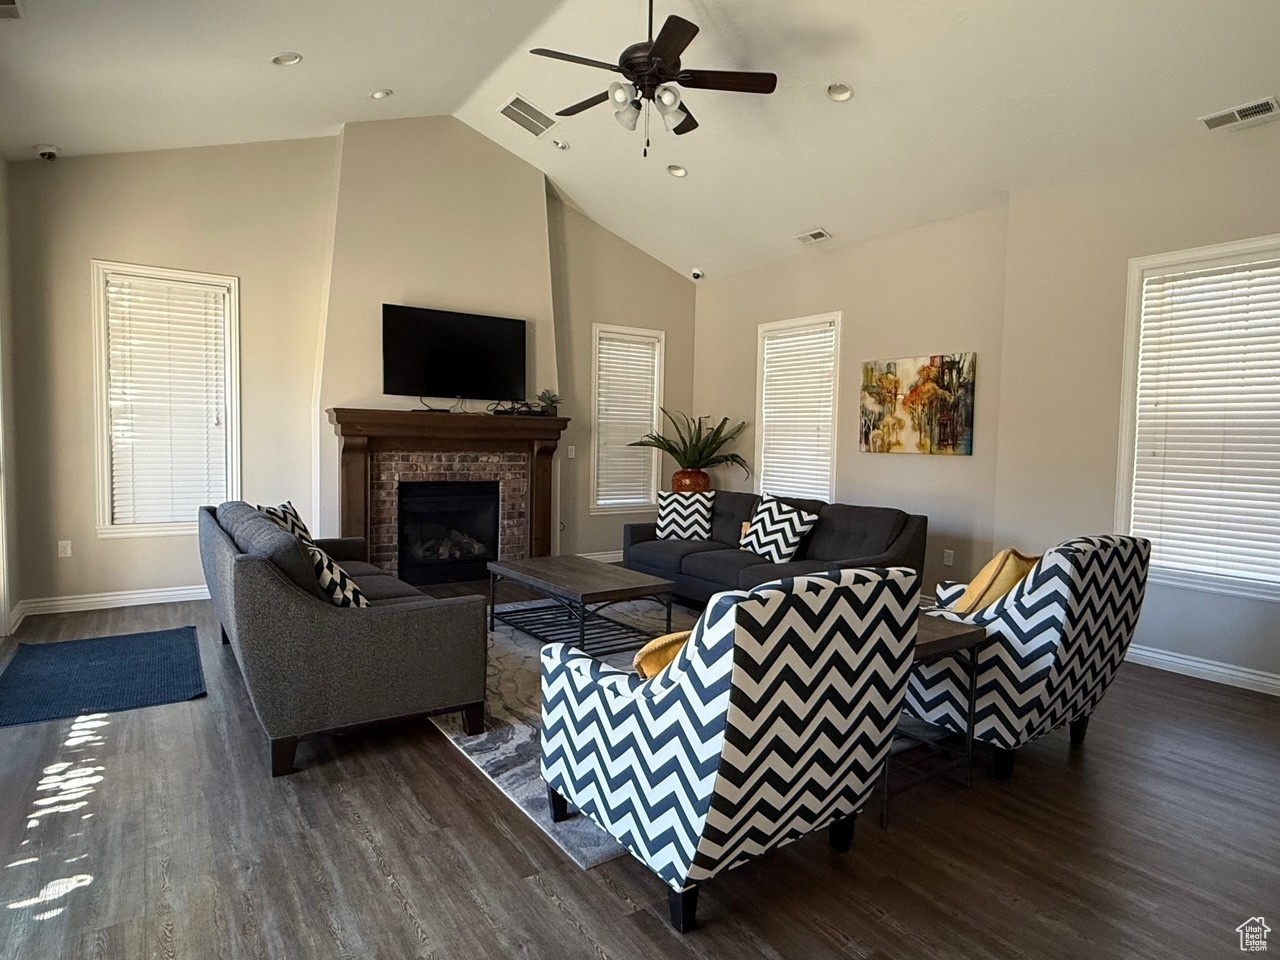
<box><xmin>94</xmin><ymin>261</ymin><xmax>239</xmax><ymax>535</ymax></box>
<box><xmin>593</xmin><ymin>325</ymin><xmax>663</xmax><ymax>510</ymax></box>
<box><xmin>756</xmin><ymin>315</ymin><xmax>840</xmax><ymax>500</ymax></box>
<box><xmin>1128</xmin><ymin>250</ymin><xmax>1280</xmax><ymax>596</ymax></box>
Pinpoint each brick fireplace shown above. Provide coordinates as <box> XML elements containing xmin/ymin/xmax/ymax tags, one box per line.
<box><xmin>327</xmin><ymin>409</ymin><xmax>570</xmax><ymax>577</ymax></box>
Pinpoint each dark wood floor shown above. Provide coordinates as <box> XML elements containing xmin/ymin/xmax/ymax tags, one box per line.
<box><xmin>1</xmin><ymin>602</ymin><xmax>1277</xmax><ymax>960</ymax></box>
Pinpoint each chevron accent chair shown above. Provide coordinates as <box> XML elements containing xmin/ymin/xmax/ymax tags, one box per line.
<box><xmin>540</xmin><ymin>567</ymin><xmax>919</xmax><ymax>932</ymax></box>
<box><xmin>905</xmin><ymin>535</ymin><xmax>1150</xmax><ymax>780</ymax></box>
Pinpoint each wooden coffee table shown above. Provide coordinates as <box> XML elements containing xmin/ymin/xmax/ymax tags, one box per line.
<box><xmin>487</xmin><ymin>556</ymin><xmax>674</xmax><ymax>656</ymax></box>
<box><xmin>880</xmin><ymin>611</ymin><xmax>986</xmax><ymax>826</ymax></box>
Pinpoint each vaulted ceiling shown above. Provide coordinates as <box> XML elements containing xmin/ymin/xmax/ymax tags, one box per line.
<box><xmin>3</xmin><ymin>0</ymin><xmax>1279</xmax><ymax>276</ymax></box>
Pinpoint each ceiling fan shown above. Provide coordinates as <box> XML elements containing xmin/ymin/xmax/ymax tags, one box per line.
<box><xmin>530</xmin><ymin>0</ymin><xmax>778</xmax><ymax>140</ymax></box>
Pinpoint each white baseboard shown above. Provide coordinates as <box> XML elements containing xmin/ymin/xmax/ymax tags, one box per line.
<box><xmin>1126</xmin><ymin>643</ymin><xmax>1280</xmax><ymax>698</ymax></box>
<box><xmin>7</xmin><ymin>585</ymin><xmax>210</xmax><ymax>635</ymax></box>
<box><xmin>578</xmin><ymin>550</ymin><xmax>624</xmax><ymax>564</ymax></box>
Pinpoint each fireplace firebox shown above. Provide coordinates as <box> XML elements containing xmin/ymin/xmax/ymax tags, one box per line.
<box><xmin>397</xmin><ymin>481</ymin><xmax>500</xmax><ymax>585</ymax></box>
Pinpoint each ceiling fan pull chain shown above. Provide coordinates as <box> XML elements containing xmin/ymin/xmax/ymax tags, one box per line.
<box><xmin>643</xmin><ymin>101</ymin><xmax>651</xmax><ymax>157</ymax></box>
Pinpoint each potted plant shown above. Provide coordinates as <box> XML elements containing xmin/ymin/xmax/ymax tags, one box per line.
<box><xmin>536</xmin><ymin>389</ymin><xmax>563</xmax><ymax>417</ymax></box>
<box><xmin>629</xmin><ymin>409</ymin><xmax>750</xmax><ymax>493</ymax></box>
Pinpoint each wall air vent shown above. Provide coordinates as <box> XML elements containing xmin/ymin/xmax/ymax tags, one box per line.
<box><xmin>1199</xmin><ymin>96</ymin><xmax>1279</xmax><ymax>132</ymax></box>
<box><xmin>795</xmin><ymin>228</ymin><xmax>833</xmax><ymax>246</ymax></box>
<box><xmin>0</xmin><ymin>0</ymin><xmax>23</xmax><ymax>20</ymax></box>
<box><xmin>500</xmin><ymin>95</ymin><xmax>557</xmax><ymax>138</ymax></box>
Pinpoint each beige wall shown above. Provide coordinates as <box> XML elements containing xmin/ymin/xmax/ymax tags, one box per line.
<box><xmin>694</xmin><ymin>205</ymin><xmax>1009</xmax><ymax>588</ymax></box>
<box><xmin>994</xmin><ymin>123</ymin><xmax>1280</xmax><ymax>675</ymax></box>
<box><xmin>7</xmin><ymin>138</ymin><xmax>336</xmax><ymax>599</ymax></box>
<box><xmin>547</xmin><ymin>195</ymin><xmax>696</xmax><ymax>555</ymax></box>
<box><xmin>315</xmin><ymin>116</ymin><xmax>559</xmax><ymax>535</ymax></box>
<box><xmin>0</xmin><ymin>162</ymin><xmax>14</xmax><ymax>628</ymax></box>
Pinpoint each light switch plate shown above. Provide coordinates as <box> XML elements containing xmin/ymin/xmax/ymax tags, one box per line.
<box><xmin>942</xmin><ymin>549</ymin><xmax>954</xmax><ymax>567</ymax></box>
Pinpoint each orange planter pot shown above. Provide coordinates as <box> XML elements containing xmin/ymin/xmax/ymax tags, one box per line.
<box><xmin>671</xmin><ymin>469</ymin><xmax>712</xmax><ymax>493</ymax></box>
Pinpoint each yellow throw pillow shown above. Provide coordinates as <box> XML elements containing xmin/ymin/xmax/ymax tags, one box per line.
<box><xmin>955</xmin><ymin>549</ymin><xmax>1039</xmax><ymax>615</ymax></box>
<box><xmin>633</xmin><ymin>630</ymin><xmax>693</xmax><ymax>679</ymax></box>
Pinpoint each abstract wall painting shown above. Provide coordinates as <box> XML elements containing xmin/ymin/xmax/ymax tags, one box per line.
<box><xmin>859</xmin><ymin>353</ymin><xmax>976</xmax><ymax>455</ymax></box>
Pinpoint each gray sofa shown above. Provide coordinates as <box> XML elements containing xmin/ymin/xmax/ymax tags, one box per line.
<box><xmin>624</xmin><ymin>491</ymin><xmax>927</xmax><ymax>604</ymax></box>
<box><xmin>198</xmin><ymin>502</ymin><xmax>487</xmax><ymax>776</ymax></box>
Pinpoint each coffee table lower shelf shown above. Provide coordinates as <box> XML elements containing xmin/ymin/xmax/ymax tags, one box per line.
<box><xmin>490</xmin><ymin>599</ymin><xmax>671</xmax><ymax>657</ymax></box>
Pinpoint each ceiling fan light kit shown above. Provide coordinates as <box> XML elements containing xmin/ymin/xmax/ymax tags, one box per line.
<box><xmin>530</xmin><ymin>0</ymin><xmax>777</xmax><ymax>147</ymax></box>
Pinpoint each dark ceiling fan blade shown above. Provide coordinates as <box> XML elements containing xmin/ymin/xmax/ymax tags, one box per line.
<box><xmin>677</xmin><ymin>70</ymin><xmax>778</xmax><ymax>94</ymax></box>
<box><xmin>649</xmin><ymin>15</ymin><xmax>700</xmax><ymax>65</ymax></box>
<box><xmin>556</xmin><ymin>91</ymin><xmax>611</xmax><ymax>117</ymax></box>
<box><xmin>672</xmin><ymin>105</ymin><xmax>699</xmax><ymax>136</ymax></box>
<box><xmin>529</xmin><ymin>48</ymin><xmax>620</xmax><ymax>72</ymax></box>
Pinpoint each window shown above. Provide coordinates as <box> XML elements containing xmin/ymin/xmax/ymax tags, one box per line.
<box><xmin>93</xmin><ymin>260</ymin><xmax>240</xmax><ymax>537</ymax></box>
<box><xmin>1117</xmin><ymin>234</ymin><xmax>1280</xmax><ymax>600</ymax></box>
<box><xmin>592</xmin><ymin>324</ymin><xmax>663</xmax><ymax>512</ymax></box>
<box><xmin>756</xmin><ymin>313</ymin><xmax>840</xmax><ymax>500</ymax></box>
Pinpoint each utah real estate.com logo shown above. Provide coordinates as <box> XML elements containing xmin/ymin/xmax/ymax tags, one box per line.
<box><xmin>1238</xmin><ymin>917</ymin><xmax>1270</xmax><ymax>952</ymax></box>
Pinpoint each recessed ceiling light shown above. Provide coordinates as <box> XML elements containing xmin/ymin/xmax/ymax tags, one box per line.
<box><xmin>271</xmin><ymin>52</ymin><xmax>303</xmax><ymax>66</ymax></box>
<box><xmin>370</xmin><ymin>88</ymin><xmax>394</xmax><ymax>100</ymax></box>
<box><xmin>826</xmin><ymin>82</ymin><xmax>854</xmax><ymax>102</ymax></box>
<box><xmin>667</xmin><ymin>164</ymin><xmax>688</xmax><ymax>178</ymax></box>
<box><xmin>551</xmin><ymin>138</ymin><xmax>570</xmax><ymax>151</ymax></box>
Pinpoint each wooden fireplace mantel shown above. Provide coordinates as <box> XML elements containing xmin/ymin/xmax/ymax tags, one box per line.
<box><xmin>327</xmin><ymin>408</ymin><xmax>570</xmax><ymax>559</ymax></box>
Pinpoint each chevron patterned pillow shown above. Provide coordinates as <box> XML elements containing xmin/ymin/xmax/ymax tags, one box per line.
<box><xmin>258</xmin><ymin>500</ymin><xmax>315</xmax><ymax>544</ymax></box>
<box><xmin>741</xmin><ymin>495</ymin><xmax>819</xmax><ymax>563</ymax></box>
<box><xmin>306</xmin><ymin>544</ymin><xmax>370</xmax><ymax>608</ymax></box>
<box><xmin>656</xmin><ymin>490</ymin><xmax>715</xmax><ymax>540</ymax></box>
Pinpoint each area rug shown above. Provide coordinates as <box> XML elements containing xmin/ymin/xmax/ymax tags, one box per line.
<box><xmin>0</xmin><ymin>627</ymin><xmax>207</xmax><ymax>727</ymax></box>
<box><xmin>431</xmin><ymin>600</ymin><xmax>698</xmax><ymax>870</ymax></box>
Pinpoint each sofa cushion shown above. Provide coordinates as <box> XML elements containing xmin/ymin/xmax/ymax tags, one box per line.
<box><xmin>217</xmin><ymin>501</ymin><xmax>324</xmax><ymax>600</ymax></box>
<box><xmin>741</xmin><ymin>496</ymin><xmax>820</xmax><ymax>563</ymax></box>
<box><xmin>682</xmin><ymin>548</ymin><xmax>768</xmax><ymax>584</ymax></box>
<box><xmin>805</xmin><ymin>504</ymin><xmax>908</xmax><ymax>562</ymax></box>
<box><xmin>306</xmin><ymin>544</ymin><xmax>371</xmax><ymax>608</ymax></box>
<box><xmin>339</xmin><ymin>561</ymin><xmax>386</xmax><ymax>578</ymax></box>
<box><xmin>352</xmin><ymin>574</ymin><xmax>425</xmax><ymax>603</ymax></box>
<box><xmin>738</xmin><ymin>560</ymin><xmax>840</xmax><ymax>590</ymax></box>
<box><xmin>657</xmin><ymin>491</ymin><xmax>714</xmax><ymax>541</ymax></box>
<box><xmin>710</xmin><ymin>491</ymin><xmax>760</xmax><ymax>547</ymax></box>
<box><xmin>630</xmin><ymin>538</ymin><xmax>725</xmax><ymax>578</ymax></box>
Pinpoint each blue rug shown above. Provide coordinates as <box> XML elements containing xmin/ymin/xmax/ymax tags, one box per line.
<box><xmin>0</xmin><ymin>627</ymin><xmax>206</xmax><ymax>727</ymax></box>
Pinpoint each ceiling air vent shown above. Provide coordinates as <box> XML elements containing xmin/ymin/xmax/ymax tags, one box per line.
<box><xmin>1199</xmin><ymin>96</ymin><xmax>1279</xmax><ymax>132</ymax></box>
<box><xmin>500</xmin><ymin>95</ymin><xmax>557</xmax><ymax>138</ymax></box>
<box><xmin>795</xmin><ymin>228</ymin><xmax>833</xmax><ymax>246</ymax></box>
<box><xmin>0</xmin><ymin>0</ymin><xmax>23</xmax><ymax>20</ymax></box>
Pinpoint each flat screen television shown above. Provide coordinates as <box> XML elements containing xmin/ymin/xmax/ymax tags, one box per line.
<box><xmin>382</xmin><ymin>304</ymin><xmax>527</xmax><ymax>402</ymax></box>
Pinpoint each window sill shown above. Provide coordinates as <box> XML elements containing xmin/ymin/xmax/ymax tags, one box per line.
<box><xmin>589</xmin><ymin>504</ymin><xmax>659</xmax><ymax>517</ymax></box>
<box><xmin>1149</xmin><ymin>566</ymin><xmax>1280</xmax><ymax>604</ymax></box>
<box><xmin>97</xmin><ymin>522</ymin><xmax>199</xmax><ymax>540</ymax></box>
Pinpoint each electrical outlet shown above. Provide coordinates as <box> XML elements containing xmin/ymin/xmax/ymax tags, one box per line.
<box><xmin>58</xmin><ymin>540</ymin><xmax>72</xmax><ymax>559</ymax></box>
<box><xmin>942</xmin><ymin>549</ymin><xmax>954</xmax><ymax>567</ymax></box>
<box><xmin>566</xmin><ymin>445</ymin><xmax>576</xmax><ymax>459</ymax></box>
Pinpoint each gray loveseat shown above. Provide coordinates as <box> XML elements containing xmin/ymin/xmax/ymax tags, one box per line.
<box><xmin>199</xmin><ymin>502</ymin><xmax>487</xmax><ymax>776</ymax></box>
<box><xmin>624</xmin><ymin>491</ymin><xmax>927</xmax><ymax>604</ymax></box>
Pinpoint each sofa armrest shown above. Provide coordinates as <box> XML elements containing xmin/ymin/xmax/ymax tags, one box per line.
<box><xmin>229</xmin><ymin>557</ymin><xmax>486</xmax><ymax>738</ymax></box>
<box><xmin>313</xmin><ymin>536</ymin><xmax>368</xmax><ymax>563</ymax></box>
<box><xmin>622</xmin><ymin>522</ymin><xmax>659</xmax><ymax>564</ymax></box>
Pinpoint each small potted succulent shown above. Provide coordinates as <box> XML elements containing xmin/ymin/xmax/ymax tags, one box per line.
<box><xmin>536</xmin><ymin>389</ymin><xmax>563</xmax><ymax>417</ymax></box>
<box><xmin>629</xmin><ymin>409</ymin><xmax>751</xmax><ymax>492</ymax></box>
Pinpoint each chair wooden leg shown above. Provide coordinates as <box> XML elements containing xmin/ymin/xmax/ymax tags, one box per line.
<box><xmin>668</xmin><ymin>886</ymin><xmax>699</xmax><ymax>933</ymax></box>
<box><xmin>992</xmin><ymin>747</ymin><xmax>1017</xmax><ymax>781</ymax></box>
<box><xmin>461</xmin><ymin>701</ymin><xmax>485</xmax><ymax>736</ymax></box>
<box><xmin>220</xmin><ymin>626</ymin><xmax>230</xmax><ymax>645</ymax></box>
<box><xmin>829</xmin><ymin>813</ymin><xmax>857</xmax><ymax>853</ymax></box>
<box><xmin>547</xmin><ymin>785</ymin><xmax>571</xmax><ymax>823</ymax></box>
<box><xmin>270</xmin><ymin>737</ymin><xmax>298</xmax><ymax>777</ymax></box>
<box><xmin>1070</xmin><ymin>715</ymin><xmax>1090</xmax><ymax>747</ymax></box>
